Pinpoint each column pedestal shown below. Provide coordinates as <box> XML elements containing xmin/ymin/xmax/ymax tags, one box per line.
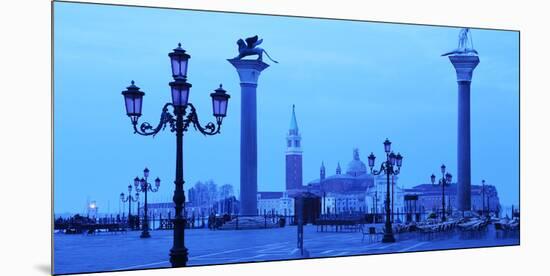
<box><xmin>228</xmin><ymin>59</ymin><xmax>269</xmax><ymax>216</ymax></box>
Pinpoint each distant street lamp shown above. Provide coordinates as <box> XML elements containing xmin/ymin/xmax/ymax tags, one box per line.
<box><xmin>486</xmin><ymin>188</ymin><xmax>496</xmax><ymax>215</ymax></box>
<box><xmin>120</xmin><ymin>185</ymin><xmax>139</xmax><ymax>228</ymax></box>
<box><xmin>391</xmin><ymin>175</ymin><xmax>395</xmax><ymax>223</ymax></box>
<box><xmin>121</xmin><ymin>43</ymin><xmax>230</xmax><ymax>267</ymax></box>
<box><xmin>323</xmin><ymin>191</ymin><xmax>327</xmax><ymax>216</ymax></box>
<box><xmin>482</xmin><ymin>179</ymin><xmax>486</xmax><ymax>215</ymax></box>
<box><xmin>368</xmin><ymin>138</ymin><xmax>403</xmax><ymax>243</ymax></box>
<box><xmin>87</xmin><ymin>201</ymin><xmax>98</xmax><ymax>219</ymax></box>
<box><xmin>430</xmin><ymin>164</ymin><xmax>452</xmax><ymax>222</ymax></box>
<box><xmin>374</xmin><ymin>190</ymin><xmax>378</xmax><ymax>223</ymax></box>
<box><xmin>134</xmin><ymin>168</ymin><xmax>161</xmax><ymax>238</ymax></box>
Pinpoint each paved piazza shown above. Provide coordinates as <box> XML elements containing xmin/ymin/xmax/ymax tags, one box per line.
<box><xmin>54</xmin><ymin>224</ymin><xmax>519</xmax><ymax>275</ymax></box>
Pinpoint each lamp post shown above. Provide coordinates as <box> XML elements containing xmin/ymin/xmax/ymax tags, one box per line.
<box><xmin>486</xmin><ymin>188</ymin><xmax>495</xmax><ymax>215</ymax></box>
<box><xmin>88</xmin><ymin>201</ymin><xmax>98</xmax><ymax>220</ymax></box>
<box><xmin>121</xmin><ymin>43</ymin><xmax>230</xmax><ymax>267</ymax></box>
<box><xmin>374</xmin><ymin>190</ymin><xmax>378</xmax><ymax>224</ymax></box>
<box><xmin>120</xmin><ymin>185</ymin><xmax>139</xmax><ymax>229</ymax></box>
<box><xmin>481</xmin><ymin>179</ymin><xmax>486</xmax><ymax>215</ymax></box>
<box><xmin>430</xmin><ymin>164</ymin><xmax>453</xmax><ymax>222</ymax></box>
<box><xmin>391</xmin><ymin>175</ymin><xmax>395</xmax><ymax>223</ymax></box>
<box><xmin>368</xmin><ymin>138</ymin><xmax>403</xmax><ymax>243</ymax></box>
<box><xmin>134</xmin><ymin>168</ymin><xmax>161</xmax><ymax>238</ymax></box>
<box><xmin>323</xmin><ymin>191</ymin><xmax>326</xmax><ymax>217</ymax></box>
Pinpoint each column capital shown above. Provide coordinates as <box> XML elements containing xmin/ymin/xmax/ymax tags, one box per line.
<box><xmin>228</xmin><ymin>59</ymin><xmax>270</xmax><ymax>85</ymax></box>
<box><xmin>449</xmin><ymin>55</ymin><xmax>480</xmax><ymax>82</ymax></box>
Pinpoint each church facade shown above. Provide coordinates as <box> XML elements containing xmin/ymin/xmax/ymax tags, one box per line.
<box><xmin>307</xmin><ymin>149</ymin><xmax>405</xmax><ymax>215</ymax></box>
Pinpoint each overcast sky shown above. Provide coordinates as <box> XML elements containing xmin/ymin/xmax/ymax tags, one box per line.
<box><xmin>54</xmin><ymin>2</ymin><xmax>519</xmax><ymax>214</ymax></box>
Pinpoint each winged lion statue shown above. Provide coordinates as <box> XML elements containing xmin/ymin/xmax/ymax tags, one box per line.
<box><xmin>231</xmin><ymin>35</ymin><xmax>278</xmax><ymax>63</ymax></box>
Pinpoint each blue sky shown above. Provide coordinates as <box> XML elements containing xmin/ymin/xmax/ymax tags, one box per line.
<box><xmin>54</xmin><ymin>2</ymin><xmax>519</xmax><ymax>214</ymax></box>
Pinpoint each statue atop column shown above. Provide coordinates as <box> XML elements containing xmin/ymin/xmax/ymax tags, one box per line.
<box><xmin>442</xmin><ymin>28</ymin><xmax>479</xmax><ymax>56</ymax></box>
<box><xmin>230</xmin><ymin>35</ymin><xmax>279</xmax><ymax>63</ymax></box>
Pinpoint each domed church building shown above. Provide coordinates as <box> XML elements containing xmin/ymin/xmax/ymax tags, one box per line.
<box><xmin>307</xmin><ymin>148</ymin><xmax>405</xmax><ymax>215</ymax></box>
<box><xmin>311</xmin><ymin>149</ymin><xmax>372</xmax><ymax>194</ymax></box>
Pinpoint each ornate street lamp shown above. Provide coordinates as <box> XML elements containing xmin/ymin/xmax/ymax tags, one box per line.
<box><xmin>168</xmin><ymin>43</ymin><xmax>190</xmax><ymax>79</ymax></box>
<box><xmin>430</xmin><ymin>164</ymin><xmax>453</xmax><ymax>222</ymax></box>
<box><xmin>121</xmin><ymin>81</ymin><xmax>145</xmax><ymax>126</ymax></box>
<box><xmin>121</xmin><ymin>43</ymin><xmax>230</xmax><ymax>267</ymax></box>
<box><xmin>368</xmin><ymin>138</ymin><xmax>403</xmax><ymax>243</ymax></box>
<box><xmin>211</xmin><ymin>85</ymin><xmax>231</xmax><ymax>125</ymax></box>
<box><xmin>169</xmin><ymin>79</ymin><xmax>191</xmax><ymax>108</ymax></box>
<box><xmin>120</xmin><ymin>184</ymin><xmax>139</xmax><ymax>229</ymax></box>
<box><xmin>134</xmin><ymin>167</ymin><xmax>161</xmax><ymax>238</ymax></box>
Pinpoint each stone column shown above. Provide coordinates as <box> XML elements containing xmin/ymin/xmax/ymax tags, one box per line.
<box><xmin>228</xmin><ymin>59</ymin><xmax>270</xmax><ymax>216</ymax></box>
<box><xmin>448</xmin><ymin>55</ymin><xmax>479</xmax><ymax>212</ymax></box>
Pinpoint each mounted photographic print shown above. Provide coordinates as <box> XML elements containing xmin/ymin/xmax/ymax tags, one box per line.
<box><xmin>52</xmin><ymin>1</ymin><xmax>520</xmax><ymax>275</ymax></box>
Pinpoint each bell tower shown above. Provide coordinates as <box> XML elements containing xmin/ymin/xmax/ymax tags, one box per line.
<box><xmin>286</xmin><ymin>105</ymin><xmax>303</xmax><ymax>191</ymax></box>
<box><xmin>320</xmin><ymin>162</ymin><xmax>326</xmax><ymax>181</ymax></box>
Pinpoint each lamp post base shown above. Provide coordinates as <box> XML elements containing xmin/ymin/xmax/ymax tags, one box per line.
<box><xmin>169</xmin><ymin>247</ymin><xmax>189</xmax><ymax>267</ymax></box>
<box><xmin>289</xmin><ymin>247</ymin><xmax>310</xmax><ymax>258</ymax></box>
<box><xmin>382</xmin><ymin>233</ymin><xmax>395</xmax><ymax>243</ymax></box>
<box><xmin>140</xmin><ymin>230</ymin><xmax>151</xmax><ymax>238</ymax></box>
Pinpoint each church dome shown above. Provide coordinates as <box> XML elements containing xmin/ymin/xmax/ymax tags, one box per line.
<box><xmin>346</xmin><ymin>149</ymin><xmax>367</xmax><ymax>176</ymax></box>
